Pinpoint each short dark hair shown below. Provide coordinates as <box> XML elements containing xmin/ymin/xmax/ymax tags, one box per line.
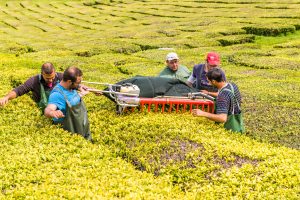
<box><xmin>63</xmin><ymin>66</ymin><xmax>83</xmax><ymax>82</ymax></box>
<box><xmin>206</xmin><ymin>67</ymin><xmax>226</xmax><ymax>82</ymax></box>
<box><xmin>41</xmin><ymin>62</ymin><xmax>55</xmax><ymax>74</ymax></box>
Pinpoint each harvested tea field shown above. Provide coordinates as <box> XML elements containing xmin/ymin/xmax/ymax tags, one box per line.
<box><xmin>0</xmin><ymin>0</ymin><xmax>299</xmax><ymax>199</ymax></box>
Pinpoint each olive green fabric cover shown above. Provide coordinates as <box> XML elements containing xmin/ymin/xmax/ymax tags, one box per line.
<box><xmin>105</xmin><ymin>76</ymin><xmax>198</xmax><ymax>101</ymax></box>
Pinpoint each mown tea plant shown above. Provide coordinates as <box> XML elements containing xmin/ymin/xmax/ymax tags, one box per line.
<box><xmin>0</xmin><ymin>0</ymin><xmax>299</xmax><ymax>199</ymax></box>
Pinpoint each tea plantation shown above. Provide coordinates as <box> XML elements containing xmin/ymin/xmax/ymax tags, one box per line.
<box><xmin>0</xmin><ymin>0</ymin><xmax>299</xmax><ymax>199</ymax></box>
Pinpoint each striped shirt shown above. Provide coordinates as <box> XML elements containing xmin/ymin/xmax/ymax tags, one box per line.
<box><xmin>216</xmin><ymin>83</ymin><xmax>242</xmax><ymax>115</ymax></box>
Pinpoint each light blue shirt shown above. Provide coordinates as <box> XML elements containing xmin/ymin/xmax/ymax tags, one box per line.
<box><xmin>48</xmin><ymin>84</ymin><xmax>81</xmax><ymax>123</ymax></box>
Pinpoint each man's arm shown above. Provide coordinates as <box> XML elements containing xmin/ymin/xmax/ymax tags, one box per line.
<box><xmin>186</xmin><ymin>81</ymin><xmax>193</xmax><ymax>87</ymax></box>
<box><xmin>200</xmin><ymin>90</ymin><xmax>218</xmax><ymax>97</ymax></box>
<box><xmin>44</xmin><ymin>104</ymin><xmax>65</xmax><ymax>119</ymax></box>
<box><xmin>0</xmin><ymin>91</ymin><xmax>17</xmax><ymax>106</ymax></box>
<box><xmin>186</xmin><ymin>74</ymin><xmax>195</xmax><ymax>87</ymax></box>
<box><xmin>0</xmin><ymin>76</ymin><xmax>37</xmax><ymax>106</ymax></box>
<box><xmin>192</xmin><ymin>109</ymin><xmax>227</xmax><ymax>123</ymax></box>
<box><xmin>78</xmin><ymin>84</ymin><xmax>90</xmax><ymax>97</ymax></box>
<box><xmin>186</xmin><ymin>64</ymin><xmax>199</xmax><ymax>87</ymax></box>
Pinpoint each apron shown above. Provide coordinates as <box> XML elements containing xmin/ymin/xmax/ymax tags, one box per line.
<box><xmin>55</xmin><ymin>87</ymin><xmax>92</xmax><ymax>141</ymax></box>
<box><xmin>220</xmin><ymin>84</ymin><xmax>245</xmax><ymax>133</ymax></box>
<box><xmin>37</xmin><ymin>74</ymin><xmax>54</xmax><ymax>113</ymax></box>
<box><xmin>37</xmin><ymin>82</ymin><xmax>49</xmax><ymax>113</ymax></box>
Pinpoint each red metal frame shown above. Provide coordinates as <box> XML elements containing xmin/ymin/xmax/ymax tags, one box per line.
<box><xmin>137</xmin><ymin>98</ymin><xmax>214</xmax><ymax>113</ymax></box>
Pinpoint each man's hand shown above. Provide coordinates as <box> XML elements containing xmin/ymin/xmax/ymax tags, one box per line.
<box><xmin>85</xmin><ymin>88</ymin><xmax>102</xmax><ymax>96</ymax></box>
<box><xmin>186</xmin><ymin>81</ymin><xmax>193</xmax><ymax>87</ymax></box>
<box><xmin>0</xmin><ymin>91</ymin><xmax>17</xmax><ymax>106</ymax></box>
<box><xmin>192</xmin><ymin>109</ymin><xmax>227</xmax><ymax>123</ymax></box>
<box><xmin>50</xmin><ymin>110</ymin><xmax>65</xmax><ymax>119</ymax></box>
<box><xmin>79</xmin><ymin>90</ymin><xmax>90</xmax><ymax>97</ymax></box>
<box><xmin>200</xmin><ymin>90</ymin><xmax>209</xmax><ymax>94</ymax></box>
<box><xmin>93</xmin><ymin>91</ymin><xmax>102</xmax><ymax>96</ymax></box>
<box><xmin>0</xmin><ymin>97</ymin><xmax>9</xmax><ymax>106</ymax></box>
<box><xmin>79</xmin><ymin>84</ymin><xmax>89</xmax><ymax>91</ymax></box>
<box><xmin>78</xmin><ymin>84</ymin><xmax>90</xmax><ymax>97</ymax></box>
<box><xmin>200</xmin><ymin>90</ymin><xmax>218</xmax><ymax>97</ymax></box>
<box><xmin>192</xmin><ymin>109</ymin><xmax>207</xmax><ymax>117</ymax></box>
<box><xmin>44</xmin><ymin>104</ymin><xmax>64</xmax><ymax>118</ymax></box>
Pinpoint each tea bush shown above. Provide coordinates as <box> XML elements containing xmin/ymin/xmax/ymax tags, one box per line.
<box><xmin>0</xmin><ymin>0</ymin><xmax>299</xmax><ymax>199</ymax></box>
<box><xmin>242</xmin><ymin>25</ymin><xmax>296</xmax><ymax>36</ymax></box>
<box><xmin>217</xmin><ymin>35</ymin><xmax>255</xmax><ymax>46</ymax></box>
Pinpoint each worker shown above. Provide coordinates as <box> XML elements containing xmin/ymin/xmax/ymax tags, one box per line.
<box><xmin>186</xmin><ymin>52</ymin><xmax>225</xmax><ymax>97</ymax></box>
<box><xmin>192</xmin><ymin>67</ymin><xmax>244</xmax><ymax>133</ymax></box>
<box><xmin>0</xmin><ymin>62</ymin><xmax>63</xmax><ymax>112</ymax></box>
<box><xmin>44</xmin><ymin>66</ymin><xmax>92</xmax><ymax>140</ymax></box>
<box><xmin>158</xmin><ymin>52</ymin><xmax>191</xmax><ymax>82</ymax></box>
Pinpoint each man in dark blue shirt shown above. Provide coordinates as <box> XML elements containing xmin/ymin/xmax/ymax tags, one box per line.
<box><xmin>186</xmin><ymin>52</ymin><xmax>225</xmax><ymax>97</ymax></box>
<box><xmin>192</xmin><ymin>67</ymin><xmax>244</xmax><ymax>133</ymax></box>
<box><xmin>0</xmin><ymin>62</ymin><xmax>63</xmax><ymax>112</ymax></box>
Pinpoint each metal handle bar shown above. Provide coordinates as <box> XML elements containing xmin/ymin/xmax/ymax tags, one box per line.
<box><xmin>82</xmin><ymin>81</ymin><xmax>122</xmax><ymax>87</ymax></box>
<box><xmin>187</xmin><ymin>92</ymin><xmax>215</xmax><ymax>101</ymax></box>
<box><xmin>154</xmin><ymin>95</ymin><xmax>213</xmax><ymax>101</ymax></box>
<box><xmin>87</xmin><ymin>88</ymin><xmax>139</xmax><ymax>97</ymax></box>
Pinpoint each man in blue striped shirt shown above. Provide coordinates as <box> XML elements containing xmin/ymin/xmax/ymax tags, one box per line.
<box><xmin>192</xmin><ymin>67</ymin><xmax>244</xmax><ymax>133</ymax></box>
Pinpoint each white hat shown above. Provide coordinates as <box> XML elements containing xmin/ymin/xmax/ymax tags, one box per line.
<box><xmin>166</xmin><ymin>52</ymin><xmax>179</xmax><ymax>61</ymax></box>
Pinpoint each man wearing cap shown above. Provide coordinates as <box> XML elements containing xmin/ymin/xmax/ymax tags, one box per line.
<box><xmin>0</xmin><ymin>62</ymin><xmax>63</xmax><ymax>112</ymax></box>
<box><xmin>158</xmin><ymin>52</ymin><xmax>191</xmax><ymax>82</ymax></box>
<box><xmin>187</xmin><ymin>52</ymin><xmax>225</xmax><ymax>97</ymax></box>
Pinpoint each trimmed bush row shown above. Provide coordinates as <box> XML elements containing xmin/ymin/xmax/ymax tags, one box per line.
<box><xmin>218</xmin><ymin>35</ymin><xmax>255</xmax><ymax>46</ymax></box>
<box><xmin>0</xmin><ymin>0</ymin><xmax>300</xmax><ymax>198</ymax></box>
<box><xmin>242</xmin><ymin>26</ymin><xmax>295</xmax><ymax>36</ymax></box>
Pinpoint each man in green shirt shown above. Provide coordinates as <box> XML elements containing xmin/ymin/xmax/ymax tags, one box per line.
<box><xmin>158</xmin><ymin>52</ymin><xmax>191</xmax><ymax>82</ymax></box>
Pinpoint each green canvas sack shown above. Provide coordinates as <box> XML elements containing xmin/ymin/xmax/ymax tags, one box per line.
<box><xmin>37</xmin><ymin>74</ymin><xmax>51</xmax><ymax>113</ymax></box>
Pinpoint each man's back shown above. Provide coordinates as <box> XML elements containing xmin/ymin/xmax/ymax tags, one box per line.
<box><xmin>216</xmin><ymin>83</ymin><xmax>242</xmax><ymax>115</ymax></box>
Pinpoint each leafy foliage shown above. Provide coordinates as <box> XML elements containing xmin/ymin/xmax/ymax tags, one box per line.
<box><xmin>218</xmin><ymin>35</ymin><xmax>255</xmax><ymax>46</ymax></box>
<box><xmin>0</xmin><ymin>0</ymin><xmax>299</xmax><ymax>199</ymax></box>
<box><xmin>242</xmin><ymin>25</ymin><xmax>296</xmax><ymax>36</ymax></box>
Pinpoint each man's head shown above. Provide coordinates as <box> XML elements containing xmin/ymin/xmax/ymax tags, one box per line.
<box><xmin>166</xmin><ymin>52</ymin><xmax>180</xmax><ymax>72</ymax></box>
<box><xmin>41</xmin><ymin>62</ymin><xmax>56</xmax><ymax>87</ymax></box>
<box><xmin>206</xmin><ymin>52</ymin><xmax>220</xmax><ymax>69</ymax></box>
<box><xmin>63</xmin><ymin>66</ymin><xmax>83</xmax><ymax>90</ymax></box>
<box><xmin>206</xmin><ymin>67</ymin><xmax>226</xmax><ymax>86</ymax></box>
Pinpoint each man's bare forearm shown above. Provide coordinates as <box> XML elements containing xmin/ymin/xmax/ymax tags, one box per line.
<box><xmin>0</xmin><ymin>91</ymin><xmax>17</xmax><ymax>106</ymax></box>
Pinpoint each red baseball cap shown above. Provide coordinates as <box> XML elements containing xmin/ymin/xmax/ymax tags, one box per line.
<box><xmin>206</xmin><ymin>52</ymin><xmax>220</xmax><ymax>65</ymax></box>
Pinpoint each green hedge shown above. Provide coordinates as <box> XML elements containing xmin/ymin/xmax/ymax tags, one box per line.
<box><xmin>218</xmin><ymin>35</ymin><xmax>255</xmax><ymax>46</ymax></box>
<box><xmin>242</xmin><ymin>26</ymin><xmax>295</xmax><ymax>36</ymax></box>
